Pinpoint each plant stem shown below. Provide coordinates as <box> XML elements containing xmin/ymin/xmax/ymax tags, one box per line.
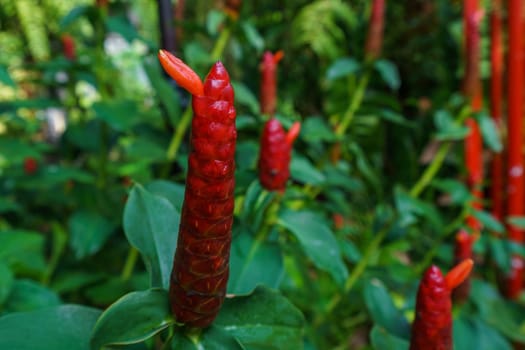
<box><xmin>121</xmin><ymin>247</ymin><xmax>139</xmax><ymax>281</ymax></box>
<box><xmin>409</xmin><ymin>105</ymin><xmax>471</xmax><ymax>198</ymax></box>
<box><xmin>335</xmin><ymin>71</ymin><xmax>370</xmax><ymax>137</ymax></box>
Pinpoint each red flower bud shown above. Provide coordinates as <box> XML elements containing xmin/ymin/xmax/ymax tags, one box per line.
<box><xmin>23</xmin><ymin>157</ymin><xmax>38</xmax><ymax>175</ymax></box>
<box><xmin>61</xmin><ymin>34</ymin><xmax>76</xmax><ymax>60</ymax></box>
<box><xmin>258</xmin><ymin>118</ymin><xmax>300</xmax><ymax>192</ymax></box>
<box><xmin>260</xmin><ymin>51</ymin><xmax>283</xmax><ymax>116</ymax></box>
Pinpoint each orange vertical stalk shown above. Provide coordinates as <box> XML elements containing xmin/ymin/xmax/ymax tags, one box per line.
<box><xmin>506</xmin><ymin>0</ymin><xmax>524</xmax><ymax>299</ymax></box>
<box><xmin>490</xmin><ymin>0</ymin><xmax>504</xmax><ymax>221</ymax></box>
<box><xmin>365</xmin><ymin>0</ymin><xmax>386</xmax><ymax>60</ymax></box>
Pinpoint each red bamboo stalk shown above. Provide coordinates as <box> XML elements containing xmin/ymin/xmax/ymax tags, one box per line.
<box><xmin>506</xmin><ymin>0</ymin><xmax>524</xmax><ymax>299</ymax></box>
<box><xmin>490</xmin><ymin>0</ymin><xmax>505</xmax><ymax>221</ymax></box>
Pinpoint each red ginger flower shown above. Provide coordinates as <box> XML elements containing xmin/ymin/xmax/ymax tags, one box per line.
<box><xmin>158</xmin><ymin>50</ymin><xmax>236</xmax><ymax>328</ymax></box>
<box><xmin>23</xmin><ymin>157</ymin><xmax>38</xmax><ymax>175</ymax></box>
<box><xmin>452</xmin><ymin>230</ymin><xmax>478</xmax><ymax>302</ymax></box>
<box><xmin>61</xmin><ymin>34</ymin><xmax>76</xmax><ymax>60</ymax></box>
<box><xmin>258</xmin><ymin>118</ymin><xmax>300</xmax><ymax>192</ymax></box>
<box><xmin>260</xmin><ymin>51</ymin><xmax>283</xmax><ymax>116</ymax></box>
<box><xmin>410</xmin><ymin>259</ymin><xmax>474</xmax><ymax>350</ymax></box>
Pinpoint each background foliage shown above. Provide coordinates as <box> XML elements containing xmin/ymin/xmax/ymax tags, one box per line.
<box><xmin>0</xmin><ymin>0</ymin><xmax>523</xmax><ymax>349</ymax></box>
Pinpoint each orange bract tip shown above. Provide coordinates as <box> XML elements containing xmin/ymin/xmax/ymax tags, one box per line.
<box><xmin>445</xmin><ymin>259</ymin><xmax>474</xmax><ymax>290</ymax></box>
<box><xmin>273</xmin><ymin>50</ymin><xmax>284</xmax><ymax>64</ymax></box>
<box><xmin>286</xmin><ymin>122</ymin><xmax>301</xmax><ymax>145</ymax></box>
<box><xmin>158</xmin><ymin>50</ymin><xmax>204</xmax><ymax>96</ymax></box>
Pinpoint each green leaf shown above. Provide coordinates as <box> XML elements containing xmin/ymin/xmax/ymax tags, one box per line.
<box><xmin>507</xmin><ymin>216</ymin><xmax>525</xmax><ymax>230</ymax></box>
<box><xmin>241</xmin><ymin>21</ymin><xmax>264</xmax><ymax>52</ymax></box>
<box><xmin>370</xmin><ymin>325</ymin><xmax>409</xmax><ymax>350</ymax></box>
<box><xmin>478</xmin><ymin>111</ymin><xmax>503</xmax><ymax>152</ymax></box>
<box><xmin>228</xmin><ymin>228</ymin><xmax>284</xmax><ymax>294</ymax></box>
<box><xmin>90</xmin><ymin>289</ymin><xmax>173</xmax><ymax>350</ymax></box>
<box><xmin>363</xmin><ymin>280</ymin><xmax>410</xmax><ymax>338</ymax></box>
<box><xmin>60</xmin><ymin>5</ymin><xmax>96</xmax><ymax>29</ymax></box>
<box><xmin>434</xmin><ymin>110</ymin><xmax>469</xmax><ymax>141</ymax></box>
<box><xmin>0</xmin><ymin>229</ymin><xmax>46</xmax><ymax>276</ymax></box>
<box><xmin>69</xmin><ymin>211</ymin><xmax>115</xmax><ymax>259</ymax></box>
<box><xmin>394</xmin><ymin>187</ymin><xmax>443</xmax><ymax>229</ymax></box>
<box><xmin>290</xmin><ymin>155</ymin><xmax>326</xmax><ymax>186</ymax></box>
<box><xmin>171</xmin><ymin>326</ymin><xmax>244</xmax><ymax>349</ymax></box>
<box><xmin>0</xmin><ymin>305</ymin><xmax>101</xmax><ymax>350</ymax></box>
<box><xmin>144</xmin><ymin>60</ymin><xmax>181</xmax><ymax>125</ymax></box>
<box><xmin>374</xmin><ymin>59</ymin><xmax>401</xmax><ymax>90</ymax></box>
<box><xmin>145</xmin><ymin>180</ymin><xmax>185</xmax><ymax>212</ymax></box>
<box><xmin>4</xmin><ymin>279</ymin><xmax>60</xmax><ymax>313</ymax></box>
<box><xmin>206</xmin><ymin>10</ymin><xmax>226</xmax><ymax>36</ymax></box>
<box><xmin>0</xmin><ymin>263</ymin><xmax>13</xmax><ymax>306</ymax></box>
<box><xmin>326</xmin><ymin>57</ymin><xmax>360</xmax><ymax>80</ymax></box>
<box><xmin>454</xmin><ymin>315</ymin><xmax>513</xmax><ymax>350</ymax></box>
<box><xmin>472</xmin><ymin>210</ymin><xmax>504</xmax><ymax>233</ymax></box>
<box><xmin>0</xmin><ymin>138</ymin><xmax>40</xmax><ymax>165</ymax></box>
<box><xmin>487</xmin><ymin>236</ymin><xmax>511</xmax><ymax>273</ymax></box>
<box><xmin>432</xmin><ymin>179</ymin><xmax>471</xmax><ymax>205</ymax></box>
<box><xmin>93</xmin><ymin>100</ymin><xmax>143</xmax><ymax>132</ymax></box>
<box><xmin>231</xmin><ymin>81</ymin><xmax>259</xmax><ymax>115</ymax></box>
<box><xmin>278</xmin><ymin>210</ymin><xmax>348</xmax><ymax>286</ymax></box>
<box><xmin>301</xmin><ymin>117</ymin><xmax>337</xmax><ymax>143</ymax></box>
<box><xmin>215</xmin><ymin>286</ymin><xmax>305</xmax><ymax>349</ymax></box>
<box><xmin>0</xmin><ymin>65</ymin><xmax>16</xmax><ymax>88</ymax></box>
<box><xmin>123</xmin><ymin>184</ymin><xmax>180</xmax><ymax>289</ymax></box>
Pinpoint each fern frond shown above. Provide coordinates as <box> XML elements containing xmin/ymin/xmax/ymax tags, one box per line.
<box><xmin>292</xmin><ymin>0</ymin><xmax>356</xmax><ymax>60</ymax></box>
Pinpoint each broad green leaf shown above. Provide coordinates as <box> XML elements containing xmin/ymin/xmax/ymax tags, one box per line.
<box><xmin>84</xmin><ymin>275</ymin><xmax>149</xmax><ymax>306</ymax></box>
<box><xmin>51</xmin><ymin>272</ymin><xmax>105</xmax><ymax>294</ymax></box>
<box><xmin>0</xmin><ymin>263</ymin><xmax>13</xmax><ymax>306</ymax></box>
<box><xmin>301</xmin><ymin>117</ymin><xmax>337</xmax><ymax>143</ymax></box>
<box><xmin>228</xmin><ymin>228</ymin><xmax>284</xmax><ymax>294</ymax></box>
<box><xmin>90</xmin><ymin>289</ymin><xmax>173</xmax><ymax>350</ymax></box>
<box><xmin>69</xmin><ymin>211</ymin><xmax>115</xmax><ymax>259</ymax></box>
<box><xmin>21</xmin><ymin>166</ymin><xmax>95</xmax><ymax>188</ymax></box>
<box><xmin>4</xmin><ymin>279</ymin><xmax>60</xmax><ymax>313</ymax></box>
<box><xmin>123</xmin><ymin>184</ymin><xmax>180</xmax><ymax>289</ymax></box>
<box><xmin>370</xmin><ymin>325</ymin><xmax>409</xmax><ymax>350</ymax></box>
<box><xmin>0</xmin><ymin>305</ymin><xmax>101</xmax><ymax>350</ymax></box>
<box><xmin>144</xmin><ymin>60</ymin><xmax>181</xmax><ymax>125</ymax></box>
<box><xmin>478</xmin><ymin>111</ymin><xmax>503</xmax><ymax>152</ymax></box>
<box><xmin>123</xmin><ymin>137</ymin><xmax>167</xmax><ymax>163</ymax></box>
<box><xmin>215</xmin><ymin>286</ymin><xmax>305</xmax><ymax>349</ymax></box>
<box><xmin>326</xmin><ymin>57</ymin><xmax>360</xmax><ymax>80</ymax></box>
<box><xmin>363</xmin><ymin>280</ymin><xmax>410</xmax><ymax>339</ymax></box>
<box><xmin>0</xmin><ymin>229</ymin><xmax>46</xmax><ymax>276</ymax></box>
<box><xmin>93</xmin><ymin>100</ymin><xmax>143</xmax><ymax>132</ymax></box>
<box><xmin>170</xmin><ymin>326</ymin><xmax>244</xmax><ymax>350</ymax></box>
<box><xmin>290</xmin><ymin>155</ymin><xmax>326</xmax><ymax>186</ymax></box>
<box><xmin>454</xmin><ymin>315</ymin><xmax>512</xmax><ymax>350</ymax></box>
<box><xmin>0</xmin><ymin>138</ymin><xmax>39</xmax><ymax>165</ymax></box>
<box><xmin>146</xmin><ymin>180</ymin><xmax>185</xmax><ymax>212</ymax></box>
<box><xmin>487</xmin><ymin>236</ymin><xmax>511</xmax><ymax>273</ymax></box>
<box><xmin>481</xmin><ymin>299</ymin><xmax>525</xmax><ymax>342</ymax></box>
<box><xmin>375</xmin><ymin>59</ymin><xmax>401</xmax><ymax>90</ymax></box>
<box><xmin>278</xmin><ymin>210</ymin><xmax>348</xmax><ymax>286</ymax></box>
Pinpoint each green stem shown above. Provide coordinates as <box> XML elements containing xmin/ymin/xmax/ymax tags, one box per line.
<box><xmin>121</xmin><ymin>247</ymin><xmax>139</xmax><ymax>281</ymax></box>
<box><xmin>211</xmin><ymin>26</ymin><xmax>232</xmax><ymax>61</ymax></box>
<box><xmin>409</xmin><ymin>142</ymin><xmax>452</xmax><ymax>198</ymax></box>
<box><xmin>335</xmin><ymin>71</ymin><xmax>370</xmax><ymax>137</ymax></box>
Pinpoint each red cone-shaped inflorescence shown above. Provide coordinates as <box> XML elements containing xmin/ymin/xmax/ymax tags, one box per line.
<box><xmin>260</xmin><ymin>51</ymin><xmax>283</xmax><ymax>117</ymax></box>
<box><xmin>258</xmin><ymin>118</ymin><xmax>300</xmax><ymax>192</ymax></box>
<box><xmin>410</xmin><ymin>260</ymin><xmax>473</xmax><ymax>350</ymax></box>
<box><xmin>364</xmin><ymin>0</ymin><xmax>386</xmax><ymax>60</ymax></box>
<box><xmin>158</xmin><ymin>50</ymin><xmax>236</xmax><ymax>328</ymax></box>
<box><xmin>61</xmin><ymin>34</ymin><xmax>76</xmax><ymax>60</ymax></box>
